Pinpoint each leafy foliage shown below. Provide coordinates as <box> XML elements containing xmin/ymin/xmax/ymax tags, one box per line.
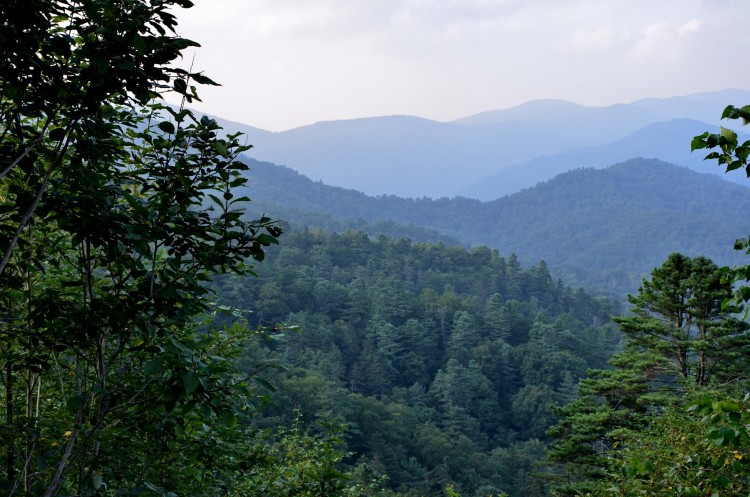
<box><xmin>614</xmin><ymin>392</ymin><xmax>750</xmax><ymax>496</ymax></box>
<box><xmin>692</xmin><ymin>105</ymin><xmax>750</xmax><ymax>176</ymax></box>
<box><xmin>692</xmin><ymin>103</ymin><xmax>750</xmax><ymax>311</ymax></box>
<box><xmin>0</xmin><ymin>1</ymin><xmax>310</xmax><ymax>496</ymax></box>
<box><xmin>232</xmin><ymin>410</ymin><xmax>359</xmax><ymax>497</ymax></box>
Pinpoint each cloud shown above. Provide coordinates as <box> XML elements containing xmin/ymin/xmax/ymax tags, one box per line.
<box><xmin>624</xmin><ymin>17</ymin><xmax>703</xmax><ymax>64</ymax></box>
<box><xmin>625</xmin><ymin>21</ymin><xmax>678</xmax><ymax>62</ymax></box>
<box><xmin>678</xmin><ymin>18</ymin><xmax>704</xmax><ymax>37</ymax></box>
<box><xmin>243</xmin><ymin>5</ymin><xmax>337</xmax><ymax>36</ymax></box>
<box><xmin>173</xmin><ymin>0</ymin><xmax>750</xmax><ymax>131</ymax></box>
<box><xmin>565</xmin><ymin>26</ymin><xmax>618</xmax><ymax>52</ymax></box>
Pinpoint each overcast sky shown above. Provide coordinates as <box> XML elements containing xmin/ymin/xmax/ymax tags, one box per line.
<box><xmin>171</xmin><ymin>0</ymin><xmax>750</xmax><ymax>131</ymax></box>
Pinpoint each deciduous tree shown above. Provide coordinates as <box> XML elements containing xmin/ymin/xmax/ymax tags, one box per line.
<box><xmin>0</xmin><ymin>1</ymin><xmax>283</xmax><ymax>495</ymax></box>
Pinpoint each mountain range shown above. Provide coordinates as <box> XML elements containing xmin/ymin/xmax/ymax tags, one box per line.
<box><xmin>239</xmin><ymin>156</ymin><xmax>750</xmax><ymax>295</ymax></box>
<box><xmin>212</xmin><ymin>88</ymin><xmax>750</xmax><ymax>200</ymax></box>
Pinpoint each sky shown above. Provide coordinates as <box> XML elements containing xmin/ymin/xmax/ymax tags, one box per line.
<box><xmin>171</xmin><ymin>0</ymin><xmax>750</xmax><ymax>132</ymax></box>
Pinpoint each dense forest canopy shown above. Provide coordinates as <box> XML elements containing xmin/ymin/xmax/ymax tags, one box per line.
<box><xmin>239</xmin><ymin>156</ymin><xmax>750</xmax><ymax>295</ymax></box>
<box><xmin>213</xmin><ymin>230</ymin><xmax>621</xmax><ymax>496</ymax></box>
<box><xmin>2</xmin><ymin>1</ymin><xmax>750</xmax><ymax>496</ymax></box>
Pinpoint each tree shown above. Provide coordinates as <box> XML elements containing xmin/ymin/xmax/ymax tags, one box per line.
<box><xmin>546</xmin><ymin>346</ymin><xmax>660</xmax><ymax>496</ymax></box>
<box><xmin>447</xmin><ymin>310</ymin><xmax>481</xmax><ymax>364</ymax></box>
<box><xmin>548</xmin><ymin>253</ymin><xmax>749</xmax><ymax>495</ymax></box>
<box><xmin>483</xmin><ymin>293</ymin><xmax>511</xmax><ymax>341</ymax></box>
<box><xmin>549</xmin><ymin>104</ymin><xmax>750</xmax><ymax>497</ymax></box>
<box><xmin>614</xmin><ymin>253</ymin><xmax>749</xmax><ymax>386</ymax></box>
<box><xmin>0</xmin><ymin>1</ymin><xmax>283</xmax><ymax>495</ymax></box>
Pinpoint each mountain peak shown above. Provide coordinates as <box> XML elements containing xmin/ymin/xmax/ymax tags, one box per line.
<box><xmin>451</xmin><ymin>98</ymin><xmax>588</xmax><ymax>126</ymax></box>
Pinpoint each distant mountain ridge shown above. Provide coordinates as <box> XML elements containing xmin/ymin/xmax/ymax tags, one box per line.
<box><xmin>451</xmin><ymin>98</ymin><xmax>657</xmax><ymax>137</ymax></box>
<box><xmin>211</xmin><ymin>88</ymin><xmax>750</xmax><ymax>199</ymax></box>
<box><xmin>452</xmin><ymin>88</ymin><xmax>749</xmax><ymax>127</ymax></box>
<box><xmin>240</xmin><ymin>157</ymin><xmax>750</xmax><ymax>294</ymax></box>
<box><xmin>461</xmin><ymin>118</ymin><xmax>750</xmax><ymax>200</ymax></box>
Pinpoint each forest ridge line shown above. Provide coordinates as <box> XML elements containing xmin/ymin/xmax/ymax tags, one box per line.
<box><xmin>202</xmin><ymin>88</ymin><xmax>750</xmax><ymax>199</ymax></box>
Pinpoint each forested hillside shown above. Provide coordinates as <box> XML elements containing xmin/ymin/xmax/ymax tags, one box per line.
<box><xmin>4</xmin><ymin>2</ymin><xmax>750</xmax><ymax>496</ymax></box>
<box><xmin>213</xmin><ymin>230</ymin><xmax>621</xmax><ymax>496</ymax></box>
<box><xmin>241</xmin><ymin>157</ymin><xmax>750</xmax><ymax>294</ymax></box>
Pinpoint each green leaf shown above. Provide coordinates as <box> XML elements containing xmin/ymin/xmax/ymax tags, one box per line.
<box><xmin>183</xmin><ymin>372</ymin><xmax>200</xmax><ymax>394</ymax></box>
<box><xmin>92</xmin><ymin>474</ymin><xmax>104</xmax><ymax>490</ymax></box>
<box><xmin>169</xmin><ymin>38</ymin><xmax>200</xmax><ymax>51</ymax></box>
<box><xmin>49</xmin><ymin>127</ymin><xmax>67</xmax><ymax>141</ymax></box>
<box><xmin>721</xmin><ymin>105</ymin><xmax>738</xmax><ymax>119</ymax></box>
<box><xmin>720</xmin><ymin>126</ymin><xmax>738</xmax><ymax>145</ymax></box>
<box><xmin>254</xmin><ymin>377</ymin><xmax>276</xmax><ymax>392</ymax></box>
<box><xmin>691</xmin><ymin>133</ymin><xmax>709</xmax><ymax>151</ymax></box>
<box><xmin>158</xmin><ymin>121</ymin><xmax>176</xmax><ymax>134</ymax></box>
<box><xmin>133</xmin><ymin>34</ymin><xmax>147</xmax><ymax>53</ymax></box>
<box><xmin>256</xmin><ymin>233</ymin><xmax>279</xmax><ymax>245</ymax></box>
<box><xmin>213</xmin><ymin>141</ymin><xmax>229</xmax><ymax>156</ymax></box>
<box><xmin>190</xmin><ymin>72</ymin><xmax>219</xmax><ymax>86</ymax></box>
<box><xmin>719</xmin><ymin>400</ymin><xmax>740</xmax><ymax>413</ymax></box>
<box><xmin>173</xmin><ymin>79</ymin><xmax>188</xmax><ymax>94</ymax></box>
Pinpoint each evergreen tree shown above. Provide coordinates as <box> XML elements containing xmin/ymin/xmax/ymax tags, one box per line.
<box><xmin>483</xmin><ymin>293</ymin><xmax>511</xmax><ymax>341</ymax></box>
<box><xmin>546</xmin><ymin>346</ymin><xmax>660</xmax><ymax>495</ymax></box>
<box><xmin>548</xmin><ymin>253</ymin><xmax>750</xmax><ymax>495</ymax></box>
<box><xmin>614</xmin><ymin>253</ymin><xmax>749</xmax><ymax>386</ymax></box>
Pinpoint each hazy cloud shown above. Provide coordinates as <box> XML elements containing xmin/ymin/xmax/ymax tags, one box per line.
<box><xmin>679</xmin><ymin>18</ymin><xmax>704</xmax><ymax>37</ymax></box>
<box><xmin>174</xmin><ymin>0</ymin><xmax>750</xmax><ymax>131</ymax></box>
<box><xmin>565</xmin><ymin>26</ymin><xmax>618</xmax><ymax>52</ymax></box>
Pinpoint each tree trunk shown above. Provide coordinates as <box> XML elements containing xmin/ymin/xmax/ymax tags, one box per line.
<box><xmin>5</xmin><ymin>360</ymin><xmax>14</xmax><ymax>482</ymax></box>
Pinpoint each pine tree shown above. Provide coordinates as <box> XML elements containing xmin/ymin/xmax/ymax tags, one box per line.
<box><xmin>548</xmin><ymin>253</ymin><xmax>750</xmax><ymax>495</ymax></box>
<box><xmin>614</xmin><ymin>253</ymin><xmax>749</xmax><ymax>386</ymax></box>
